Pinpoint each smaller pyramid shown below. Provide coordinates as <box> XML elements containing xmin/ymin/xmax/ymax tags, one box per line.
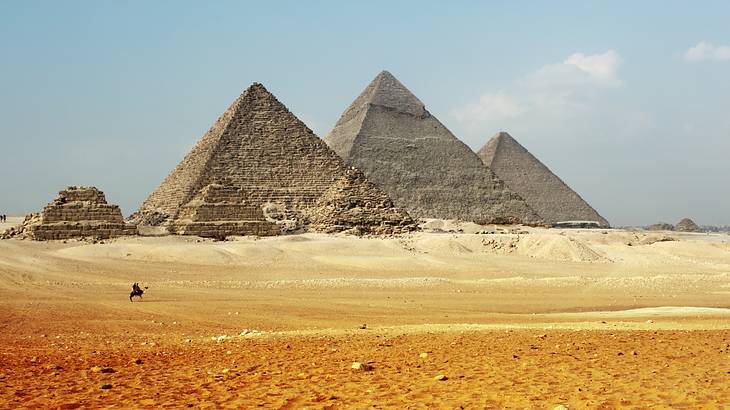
<box><xmin>308</xmin><ymin>168</ymin><xmax>416</xmax><ymax>235</ymax></box>
<box><xmin>3</xmin><ymin>186</ymin><xmax>136</xmax><ymax>240</ymax></box>
<box><xmin>169</xmin><ymin>183</ymin><xmax>280</xmax><ymax>238</ymax></box>
<box><xmin>675</xmin><ymin>218</ymin><xmax>702</xmax><ymax>232</ymax></box>
<box><xmin>478</xmin><ymin>132</ymin><xmax>609</xmax><ymax>227</ymax></box>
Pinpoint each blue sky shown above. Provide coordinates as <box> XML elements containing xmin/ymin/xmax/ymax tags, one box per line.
<box><xmin>1</xmin><ymin>1</ymin><xmax>728</xmax><ymax>225</ymax></box>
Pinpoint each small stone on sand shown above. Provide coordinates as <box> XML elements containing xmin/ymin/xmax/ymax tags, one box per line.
<box><xmin>351</xmin><ymin>362</ymin><xmax>373</xmax><ymax>371</ymax></box>
<box><xmin>90</xmin><ymin>366</ymin><xmax>115</xmax><ymax>373</ymax></box>
<box><xmin>419</xmin><ymin>352</ymin><xmax>429</xmax><ymax>358</ymax></box>
<box><xmin>100</xmin><ymin>383</ymin><xmax>112</xmax><ymax>390</ymax></box>
<box><xmin>434</xmin><ymin>374</ymin><xmax>448</xmax><ymax>381</ymax></box>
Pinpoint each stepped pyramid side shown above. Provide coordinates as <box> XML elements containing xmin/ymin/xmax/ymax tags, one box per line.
<box><xmin>133</xmin><ymin>83</ymin><xmax>414</xmax><ymax>236</ymax></box>
<box><xmin>3</xmin><ymin>186</ymin><xmax>137</xmax><ymax>240</ymax></box>
<box><xmin>308</xmin><ymin>168</ymin><xmax>416</xmax><ymax>235</ymax></box>
<box><xmin>324</xmin><ymin>71</ymin><xmax>542</xmax><ymax>225</ymax></box>
<box><xmin>131</xmin><ymin>98</ymin><xmax>244</xmax><ymax>225</ymax></box>
<box><xmin>478</xmin><ymin>132</ymin><xmax>609</xmax><ymax>227</ymax></box>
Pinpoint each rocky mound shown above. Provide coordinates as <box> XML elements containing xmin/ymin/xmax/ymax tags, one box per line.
<box><xmin>646</xmin><ymin>222</ymin><xmax>674</xmax><ymax>231</ymax></box>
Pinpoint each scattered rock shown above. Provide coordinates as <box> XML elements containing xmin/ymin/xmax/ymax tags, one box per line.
<box><xmin>132</xmin><ymin>359</ymin><xmax>143</xmax><ymax>365</ymax></box>
<box><xmin>44</xmin><ymin>364</ymin><xmax>62</xmax><ymax>370</ymax></box>
<box><xmin>553</xmin><ymin>405</ymin><xmax>569</xmax><ymax>410</ymax></box>
<box><xmin>358</xmin><ymin>324</ymin><xmax>368</xmax><ymax>330</ymax></box>
<box><xmin>351</xmin><ymin>362</ymin><xmax>373</xmax><ymax>371</ymax></box>
<box><xmin>100</xmin><ymin>383</ymin><xmax>112</xmax><ymax>390</ymax></box>
<box><xmin>30</xmin><ymin>356</ymin><xmax>39</xmax><ymax>363</ymax></box>
<box><xmin>419</xmin><ymin>352</ymin><xmax>429</xmax><ymax>359</ymax></box>
<box><xmin>434</xmin><ymin>374</ymin><xmax>448</xmax><ymax>381</ymax></box>
<box><xmin>646</xmin><ymin>320</ymin><xmax>654</xmax><ymax>324</ymax></box>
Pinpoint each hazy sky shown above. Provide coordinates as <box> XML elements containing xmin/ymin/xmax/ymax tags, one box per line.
<box><xmin>1</xmin><ymin>1</ymin><xmax>728</xmax><ymax>226</ymax></box>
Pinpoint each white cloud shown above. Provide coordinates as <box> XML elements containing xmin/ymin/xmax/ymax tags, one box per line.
<box><xmin>451</xmin><ymin>92</ymin><xmax>526</xmax><ymax>125</ymax></box>
<box><xmin>524</xmin><ymin>50</ymin><xmax>622</xmax><ymax>88</ymax></box>
<box><xmin>451</xmin><ymin>50</ymin><xmax>622</xmax><ymax>131</ymax></box>
<box><xmin>683</xmin><ymin>41</ymin><xmax>730</xmax><ymax>62</ymax></box>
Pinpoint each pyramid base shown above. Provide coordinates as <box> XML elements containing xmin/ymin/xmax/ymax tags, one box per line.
<box><xmin>31</xmin><ymin>222</ymin><xmax>137</xmax><ymax>240</ymax></box>
<box><xmin>170</xmin><ymin>221</ymin><xmax>281</xmax><ymax>238</ymax></box>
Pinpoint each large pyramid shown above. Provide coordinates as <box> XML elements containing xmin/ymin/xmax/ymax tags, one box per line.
<box><xmin>324</xmin><ymin>71</ymin><xmax>542</xmax><ymax>225</ymax></box>
<box><xmin>132</xmin><ymin>83</ymin><xmax>414</xmax><ymax>237</ymax></box>
<box><xmin>478</xmin><ymin>132</ymin><xmax>609</xmax><ymax>227</ymax></box>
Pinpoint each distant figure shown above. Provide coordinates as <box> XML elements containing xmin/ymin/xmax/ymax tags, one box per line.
<box><xmin>129</xmin><ymin>282</ymin><xmax>145</xmax><ymax>302</ymax></box>
<box><xmin>1</xmin><ymin>215</ymin><xmax>5</xmax><ymax>222</ymax></box>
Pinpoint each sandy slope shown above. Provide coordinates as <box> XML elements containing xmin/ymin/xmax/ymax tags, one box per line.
<box><xmin>0</xmin><ymin>227</ymin><xmax>729</xmax><ymax>408</ymax></box>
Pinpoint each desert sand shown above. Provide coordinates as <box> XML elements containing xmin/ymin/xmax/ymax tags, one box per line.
<box><xmin>1</xmin><ymin>223</ymin><xmax>729</xmax><ymax>408</ymax></box>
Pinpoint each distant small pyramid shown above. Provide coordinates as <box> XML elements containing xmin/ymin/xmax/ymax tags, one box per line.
<box><xmin>675</xmin><ymin>218</ymin><xmax>702</xmax><ymax>232</ymax></box>
<box><xmin>132</xmin><ymin>83</ymin><xmax>413</xmax><ymax>237</ymax></box>
<box><xmin>324</xmin><ymin>71</ymin><xmax>542</xmax><ymax>225</ymax></box>
<box><xmin>478</xmin><ymin>132</ymin><xmax>609</xmax><ymax>227</ymax></box>
<box><xmin>3</xmin><ymin>186</ymin><xmax>136</xmax><ymax>240</ymax></box>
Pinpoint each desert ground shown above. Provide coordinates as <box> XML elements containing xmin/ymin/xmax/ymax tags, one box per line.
<box><xmin>1</xmin><ymin>218</ymin><xmax>729</xmax><ymax>408</ymax></box>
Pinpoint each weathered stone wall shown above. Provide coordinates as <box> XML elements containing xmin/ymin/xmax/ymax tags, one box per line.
<box><xmin>133</xmin><ymin>83</ymin><xmax>415</xmax><ymax>237</ymax></box>
<box><xmin>4</xmin><ymin>186</ymin><xmax>137</xmax><ymax>240</ymax></box>
<box><xmin>324</xmin><ymin>71</ymin><xmax>542</xmax><ymax>225</ymax></box>
<box><xmin>478</xmin><ymin>132</ymin><xmax>609</xmax><ymax>227</ymax></box>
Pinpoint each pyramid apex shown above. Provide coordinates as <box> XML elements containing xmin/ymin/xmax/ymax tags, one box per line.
<box><xmin>364</xmin><ymin>70</ymin><xmax>425</xmax><ymax>116</ymax></box>
<box><xmin>244</xmin><ymin>82</ymin><xmax>269</xmax><ymax>93</ymax></box>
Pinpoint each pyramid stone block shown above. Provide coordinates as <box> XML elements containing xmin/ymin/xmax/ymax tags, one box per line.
<box><xmin>324</xmin><ymin>71</ymin><xmax>542</xmax><ymax>225</ymax></box>
<box><xmin>478</xmin><ymin>132</ymin><xmax>609</xmax><ymax>227</ymax></box>
<box><xmin>132</xmin><ymin>83</ymin><xmax>414</xmax><ymax>237</ymax></box>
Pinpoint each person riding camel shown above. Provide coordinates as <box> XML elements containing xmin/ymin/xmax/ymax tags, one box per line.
<box><xmin>130</xmin><ymin>282</ymin><xmax>144</xmax><ymax>301</ymax></box>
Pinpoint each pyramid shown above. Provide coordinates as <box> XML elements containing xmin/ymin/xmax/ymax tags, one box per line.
<box><xmin>675</xmin><ymin>218</ymin><xmax>701</xmax><ymax>232</ymax></box>
<box><xmin>308</xmin><ymin>168</ymin><xmax>415</xmax><ymax>235</ymax></box>
<box><xmin>132</xmin><ymin>83</ymin><xmax>414</xmax><ymax>237</ymax></box>
<box><xmin>324</xmin><ymin>71</ymin><xmax>542</xmax><ymax>225</ymax></box>
<box><xmin>477</xmin><ymin>132</ymin><xmax>609</xmax><ymax>227</ymax></box>
<box><xmin>3</xmin><ymin>186</ymin><xmax>136</xmax><ymax>240</ymax></box>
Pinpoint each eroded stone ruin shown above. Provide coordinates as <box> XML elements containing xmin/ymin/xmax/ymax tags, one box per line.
<box><xmin>131</xmin><ymin>83</ymin><xmax>414</xmax><ymax>237</ymax></box>
<box><xmin>324</xmin><ymin>70</ymin><xmax>542</xmax><ymax>225</ymax></box>
<box><xmin>2</xmin><ymin>186</ymin><xmax>136</xmax><ymax>240</ymax></box>
<box><xmin>478</xmin><ymin>132</ymin><xmax>609</xmax><ymax>227</ymax></box>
